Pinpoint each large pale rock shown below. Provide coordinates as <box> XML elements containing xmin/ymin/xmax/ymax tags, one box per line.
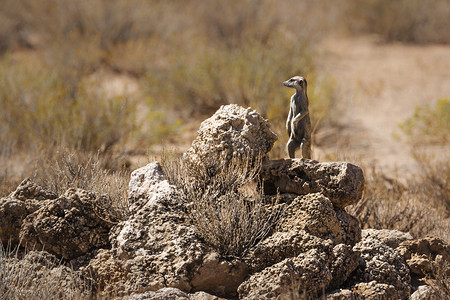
<box><xmin>19</xmin><ymin>188</ymin><xmax>113</xmax><ymax>260</ymax></box>
<box><xmin>128</xmin><ymin>162</ymin><xmax>172</xmax><ymax>212</ymax></box>
<box><xmin>184</xmin><ymin>104</ymin><xmax>277</xmax><ymax>176</ymax></box>
<box><xmin>262</xmin><ymin>159</ymin><xmax>364</xmax><ymax>208</ymax></box>
<box><xmin>238</xmin><ymin>249</ymin><xmax>332</xmax><ymax>299</ymax></box>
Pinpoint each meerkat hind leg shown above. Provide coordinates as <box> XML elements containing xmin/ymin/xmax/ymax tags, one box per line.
<box><xmin>287</xmin><ymin>138</ymin><xmax>301</xmax><ymax>158</ymax></box>
<box><xmin>301</xmin><ymin>138</ymin><xmax>312</xmax><ymax>159</ymax></box>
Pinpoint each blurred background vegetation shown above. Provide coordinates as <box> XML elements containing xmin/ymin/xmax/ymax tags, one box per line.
<box><xmin>0</xmin><ymin>0</ymin><xmax>449</xmax><ymax>198</ymax></box>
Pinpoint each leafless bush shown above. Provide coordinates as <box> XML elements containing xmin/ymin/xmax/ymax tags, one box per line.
<box><xmin>33</xmin><ymin>148</ymin><xmax>130</xmax><ymax>223</ymax></box>
<box><xmin>427</xmin><ymin>259</ymin><xmax>450</xmax><ymax>299</ymax></box>
<box><xmin>347</xmin><ymin>157</ymin><xmax>450</xmax><ymax>242</ymax></box>
<box><xmin>162</xmin><ymin>151</ymin><xmax>282</xmax><ymax>258</ymax></box>
<box><xmin>0</xmin><ymin>243</ymin><xmax>92</xmax><ymax>300</ymax></box>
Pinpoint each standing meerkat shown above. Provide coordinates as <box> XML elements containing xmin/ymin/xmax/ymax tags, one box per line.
<box><xmin>283</xmin><ymin>76</ymin><xmax>312</xmax><ymax>159</ymax></box>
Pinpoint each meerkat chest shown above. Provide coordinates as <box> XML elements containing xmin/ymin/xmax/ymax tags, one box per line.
<box><xmin>290</xmin><ymin>95</ymin><xmax>309</xmax><ymax>116</ymax></box>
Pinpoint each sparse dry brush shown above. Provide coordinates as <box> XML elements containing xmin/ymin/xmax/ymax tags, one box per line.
<box><xmin>162</xmin><ymin>151</ymin><xmax>283</xmax><ymax>258</ymax></box>
<box><xmin>0</xmin><ymin>244</ymin><xmax>92</xmax><ymax>300</ymax></box>
<box><xmin>346</xmin><ymin>0</ymin><xmax>450</xmax><ymax>44</ymax></box>
<box><xmin>32</xmin><ymin>149</ymin><xmax>131</xmax><ymax>223</ymax></box>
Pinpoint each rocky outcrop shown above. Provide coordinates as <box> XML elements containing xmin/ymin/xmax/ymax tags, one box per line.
<box><xmin>2</xmin><ymin>105</ymin><xmax>449</xmax><ymax>299</ymax></box>
<box><xmin>183</xmin><ymin>104</ymin><xmax>277</xmax><ymax>176</ymax></box>
<box><xmin>19</xmin><ymin>188</ymin><xmax>113</xmax><ymax>260</ymax></box>
<box><xmin>262</xmin><ymin>159</ymin><xmax>364</xmax><ymax>208</ymax></box>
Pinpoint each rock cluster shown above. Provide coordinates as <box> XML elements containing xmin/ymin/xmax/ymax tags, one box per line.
<box><xmin>0</xmin><ymin>104</ymin><xmax>448</xmax><ymax>299</ymax></box>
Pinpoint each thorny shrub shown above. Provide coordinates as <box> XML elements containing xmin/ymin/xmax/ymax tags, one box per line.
<box><xmin>33</xmin><ymin>149</ymin><xmax>131</xmax><ymax>223</ymax></box>
<box><xmin>0</xmin><ymin>243</ymin><xmax>92</xmax><ymax>300</ymax></box>
<box><xmin>347</xmin><ymin>153</ymin><xmax>450</xmax><ymax>242</ymax></box>
<box><xmin>162</xmin><ymin>150</ymin><xmax>283</xmax><ymax>258</ymax></box>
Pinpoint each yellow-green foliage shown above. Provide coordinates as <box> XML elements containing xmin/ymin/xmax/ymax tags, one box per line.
<box><xmin>0</xmin><ymin>57</ymin><xmax>136</xmax><ymax>153</ymax></box>
<box><xmin>400</xmin><ymin>99</ymin><xmax>450</xmax><ymax>144</ymax></box>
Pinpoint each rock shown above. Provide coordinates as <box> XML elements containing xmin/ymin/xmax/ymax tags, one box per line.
<box><xmin>238</xmin><ymin>249</ymin><xmax>332</xmax><ymax>299</ymax></box>
<box><xmin>190</xmin><ymin>252</ymin><xmax>248</xmax><ymax>297</ymax></box>
<box><xmin>361</xmin><ymin>228</ymin><xmax>413</xmax><ymax>249</ymax></box>
<box><xmin>326</xmin><ymin>289</ymin><xmax>353</xmax><ymax>299</ymax></box>
<box><xmin>0</xmin><ymin>179</ymin><xmax>54</xmax><ymax>246</ymax></box>
<box><xmin>397</xmin><ymin>236</ymin><xmax>450</xmax><ymax>277</ymax></box>
<box><xmin>124</xmin><ymin>288</ymin><xmax>223</xmax><ymax>300</ymax></box>
<box><xmin>277</xmin><ymin>194</ymin><xmax>343</xmax><ymax>242</ymax></box>
<box><xmin>11</xmin><ymin>177</ymin><xmax>57</xmax><ymax>201</ymax></box>
<box><xmin>335</xmin><ymin>209</ymin><xmax>361</xmax><ymax>246</ymax></box>
<box><xmin>328</xmin><ymin>244</ymin><xmax>360</xmax><ymax>291</ymax></box>
<box><xmin>0</xmin><ymin>198</ymin><xmax>29</xmax><ymax>246</ymax></box>
<box><xmin>352</xmin><ymin>281</ymin><xmax>399</xmax><ymax>299</ymax></box>
<box><xmin>261</xmin><ymin>159</ymin><xmax>364</xmax><ymax>208</ymax></box>
<box><xmin>247</xmin><ymin>229</ymin><xmax>334</xmax><ymax>273</ymax></box>
<box><xmin>410</xmin><ymin>285</ymin><xmax>440</xmax><ymax>300</ymax></box>
<box><xmin>82</xmin><ymin>249</ymin><xmax>127</xmax><ymax>297</ymax></box>
<box><xmin>19</xmin><ymin>188</ymin><xmax>113</xmax><ymax>260</ymax></box>
<box><xmin>246</xmin><ymin>193</ymin><xmax>359</xmax><ymax>292</ymax></box>
<box><xmin>246</xmin><ymin>194</ymin><xmax>340</xmax><ymax>273</ymax></box>
<box><xmin>128</xmin><ymin>162</ymin><xmax>174</xmax><ymax>212</ymax></box>
<box><xmin>349</xmin><ymin>229</ymin><xmax>411</xmax><ymax>299</ymax></box>
<box><xmin>183</xmin><ymin>104</ymin><xmax>277</xmax><ymax>177</ymax></box>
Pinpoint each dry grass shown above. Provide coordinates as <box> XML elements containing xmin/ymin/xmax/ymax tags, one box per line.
<box><xmin>32</xmin><ymin>148</ymin><xmax>131</xmax><ymax>223</ymax></box>
<box><xmin>162</xmin><ymin>151</ymin><xmax>283</xmax><ymax>258</ymax></box>
<box><xmin>0</xmin><ymin>244</ymin><xmax>92</xmax><ymax>300</ymax></box>
<box><xmin>347</xmin><ymin>152</ymin><xmax>450</xmax><ymax>242</ymax></box>
<box><xmin>346</xmin><ymin>0</ymin><xmax>450</xmax><ymax>44</ymax></box>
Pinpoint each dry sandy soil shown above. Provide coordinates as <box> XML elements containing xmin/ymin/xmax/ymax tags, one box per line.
<box><xmin>316</xmin><ymin>35</ymin><xmax>450</xmax><ymax>178</ymax></box>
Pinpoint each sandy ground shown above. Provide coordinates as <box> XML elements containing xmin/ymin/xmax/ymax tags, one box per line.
<box><xmin>317</xmin><ymin>35</ymin><xmax>450</xmax><ymax>178</ymax></box>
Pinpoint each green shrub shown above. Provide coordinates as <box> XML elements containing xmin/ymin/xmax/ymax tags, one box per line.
<box><xmin>400</xmin><ymin>99</ymin><xmax>449</xmax><ymax>145</ymax></box>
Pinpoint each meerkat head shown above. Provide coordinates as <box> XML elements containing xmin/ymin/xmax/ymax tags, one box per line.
<box><xmin>283</xmin><ymin>76</ymin><xmax>307</xmax><ymax>92</ymax></box>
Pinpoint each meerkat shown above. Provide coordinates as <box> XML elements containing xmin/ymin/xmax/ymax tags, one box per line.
<box><xmin>283</xmin><ymin>76</ymin><xmax>312</xmax><ymax>159</ymax></box>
